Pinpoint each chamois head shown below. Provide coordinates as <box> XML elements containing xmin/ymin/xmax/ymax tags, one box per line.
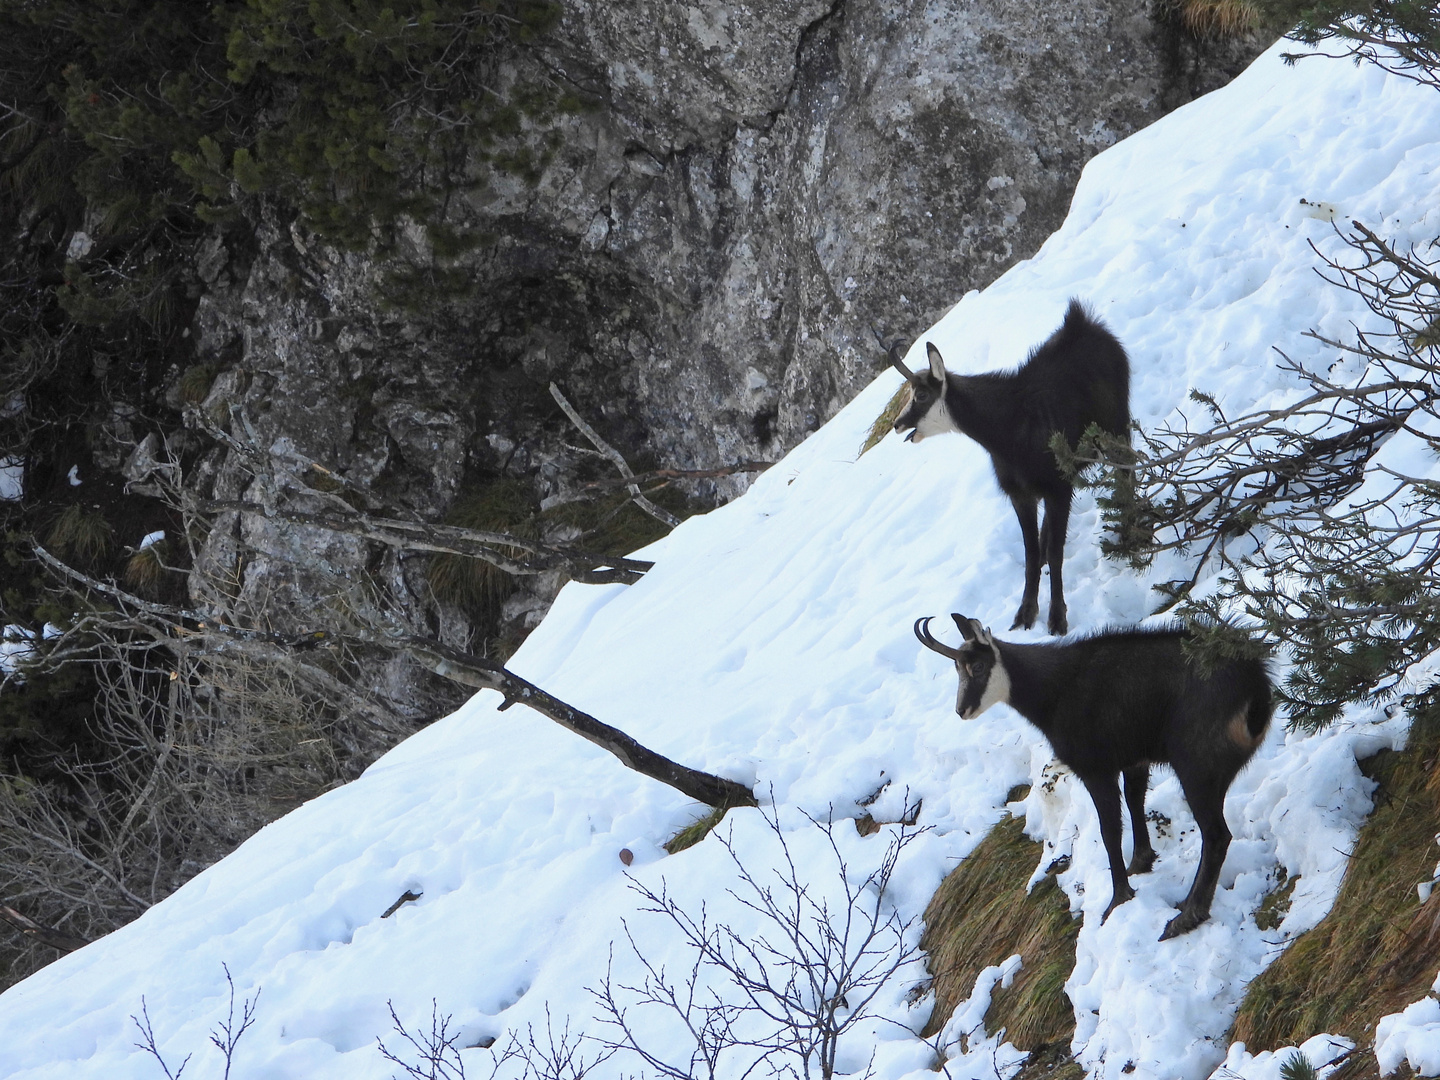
<box><xmin>888</xmin><ymin>342</ymin><xmax>958</xmax><ymax>443</ymax></box>
<box><xmin>914</xmin><ymin>614</ymin><xmax>1011</xmax><ymax>719</ymax></box>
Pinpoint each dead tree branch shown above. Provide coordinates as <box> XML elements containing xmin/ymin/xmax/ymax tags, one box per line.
<box><xmin>549</xmin><ymin>382</ymin><xmax>681</xmax><ymax>529</ymax></box>
<box><xmin>0</xmin><ymin>904</ymin><xmax>90</xmax><ymax>954</ymax></box>
<box><xmin>33</xmin><ymin>546</ymin><xmax>754</xmax><ymax>810</ymax></box>
<box><xmin>575</xmin><ymin>461</ymin><xmax>774</xmax><ymax>494</ymax></box>
<box><xmin>395</xmin><ymin>635</ymin><xmax>754</xmax><ymax>809</ymax></box>
<box><xmin>196</xmin><ymin>501</ymin><xmax>652</xmax><ymax>585</ymax></box>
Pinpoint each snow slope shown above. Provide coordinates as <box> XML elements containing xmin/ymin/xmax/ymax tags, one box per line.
<box><xmin>3</xmin><ymin>39</ymin><xmax>1439</xmax><ymax>1080</ymax></box>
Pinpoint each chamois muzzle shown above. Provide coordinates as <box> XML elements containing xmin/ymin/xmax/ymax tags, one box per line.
<box><xmin>914</xmin><ymin>617</ymin><xmax>964</xmax><ymax>660</ymax></box>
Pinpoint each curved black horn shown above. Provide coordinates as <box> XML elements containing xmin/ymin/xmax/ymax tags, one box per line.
<box><xmin>914</xmin><ymin>616</ymin><xmax>965</xmax><ymax>660</ymax></box>
<box><xmin>871</xmin><ymin>325</ymin><xmax>919</xmax><ymax>383</ymax></box>
<box><xmin>888</xmin><ymin>342</ymin><xmax>920</xmax><ymax>383</ymax></box>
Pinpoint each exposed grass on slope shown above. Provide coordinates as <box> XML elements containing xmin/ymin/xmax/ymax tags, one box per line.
<box><xmin>859</xmin><ymin>385</ymin><xmax>909</xmax><ymax>456</ymax></box>
<box><xmin>664</xmin><ymin>805</ymin><xmax>729</xmax><ymax>854</ymax></box>
<box><xmin>46</xmin><ymin>504</ymin><xmax>113</xmax><ymax>564</ymax></box>
<box><xmin>1232</xmin><ymin>692</ymin><xmax>1440</xmax><ymax>1057</ymax></box>
<box><xmin>920</xmin><ymin>793</ymin><xmax>1080</xmax><ymax>1068</ymax></box>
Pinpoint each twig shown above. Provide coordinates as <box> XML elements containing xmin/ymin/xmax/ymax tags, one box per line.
<box><xmin>549</xmin><ymin>383</ymin><xmax>681</xmax><ymax>528</ymax></box>
<box><xmin>196</xmin><ymin>501</ymin><xmax>653</xmax><ymax>585</ymax></box>
<box><xmin>577</xmin><ymin>461</ymin><xmax>774</xmax><ymax>493</ymax></box>
<box><xmin>210</xmin><ymin>964</ymin><xmax>259</xmax><ymax>1080</ymax></box>
<box><xmin>132</xmin><ymin>998</ymin><xmax>191</xmax><ymax>1080</ymax></box>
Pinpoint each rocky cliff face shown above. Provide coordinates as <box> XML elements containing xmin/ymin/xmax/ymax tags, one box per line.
<box><xmin>175</xmin><ymin>0</ymin><xmax>1268</xmax><ymax>717</ymax></box>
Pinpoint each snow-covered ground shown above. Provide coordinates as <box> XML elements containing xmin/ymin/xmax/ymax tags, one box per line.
<box><xmin>3</xmin><ymin>38</ymin><xmax>1440</xmax><ymax>1080</ymax></box>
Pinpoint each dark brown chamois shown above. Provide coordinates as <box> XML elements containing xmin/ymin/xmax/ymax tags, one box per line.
<box><xmin>888</xmin><ymin>301</ymin><xmax>1130</xmax><ymax>634</ymax></box>
<box><xmin>915</xmin><ymin>614</ymin><xmax>1273</xmax><ymax>940</ymax></box>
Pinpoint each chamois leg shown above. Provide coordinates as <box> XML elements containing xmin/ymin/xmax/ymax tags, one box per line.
<box><xmin>1160</xmin><ymin>773</ymin><xmax>1234</xmax><ymax>941</ymax></box>
<box><xmin>1081</xmin><ymin>773</ymin><xmax>1134</xmax><ymax>922</ymax></box>
<box><xmin>1009</xmin><ymin>494</ymin><xmax>1041</xmax><ymax>630</ymax></box>
<box><xmin>1123</xmin><ymin>765</ymin><xmax>1156</xmax><ymax>875</ymax></box>
<box><xmin>1040</xmin><ymin>490</ymin><xmax>1073</xmax><ymax>635</ymax></box>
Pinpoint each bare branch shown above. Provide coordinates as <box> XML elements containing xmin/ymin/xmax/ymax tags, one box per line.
<box><xmin>549</xmin><ymin>383</ymin><xmax>681</xmax><ymax>529</ymax></box>
<box><xmin>590</xmin><ymin>800</ymin><xmax>926</xmax><ymax>1079</ymax></box>
<box><xmin>0</xmin><ymin>905</ymin><xmax>90</xmax><ymax>954</ymax></box>
<box><xmin>196</xmin><ymin>501</ymin><xmax>652</xmax><ymax>585</ymax></box>
<box><xmin>31</xmin><ymin>545</ymin><xmax>752</xmax><ymax>810</ymax></box>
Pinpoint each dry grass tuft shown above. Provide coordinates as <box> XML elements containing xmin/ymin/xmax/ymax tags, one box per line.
<box><xmin>426</xmin><ymin>479</ymin><xmax>537</xmax><ymax>619</ymax></box>
<box><xmin>177</xmin><ymin>364</ymin><xmax>218</xmax><ymax>405</ymax></box>
<box><xmin>1231</xmin><ymin>693</ymin><xmax>1440</xmax><ymax>1051</ymax></box>
<box><xmin>46</xmin><ymin>504</ymin><xmax>113</xmax><ymax>563</ymax></box>
<box><xmin>123</xmin><ymin>544</ymin><xmax>166</xmax><ymax>595</ymax></box>
<box><xmin>920</xmin><ymin>813</ymin><xmax>1079</xmax><ymax>1053</ymax></box>
<box><xmin>1170</xmin><ymin>0</ymin><xmax>1261</xmax><ymax>36</ymax></box>
<box><xmin>860</xmin><ymin>385</ymin><xmax>911</xmax><ymax>456</ymax></box>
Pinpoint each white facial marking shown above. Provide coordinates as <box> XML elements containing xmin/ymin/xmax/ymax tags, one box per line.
<box><xmin>958</xmin><ymin>653</ymin><xmax>1011</xmax><ymax>719</ymax></box>
<box><xmin>909</xmin><ymin>394</ymin><xmax>959</xmax><ymax>443</ymax></box>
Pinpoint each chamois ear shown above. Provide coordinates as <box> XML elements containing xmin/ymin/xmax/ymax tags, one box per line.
<box><xmin>926</xmin><ymin>342</ymin><xmax>946</xmax><ymax>382</ymax></box>
<box><xmin>952</xmin><ymin>614</ymin><xmax>993</xmax><ymax>647</ymax></box>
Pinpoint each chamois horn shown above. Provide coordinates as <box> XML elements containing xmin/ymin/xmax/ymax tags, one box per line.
<box><xmin>914</xmin><ymin>616</ymin><xmax>965</xmax><ymax>660</ymax></box>
<box><xmin>871</xmin><ymin>325</ymin><xmax>920</xmax><ymax>383</ymax></box>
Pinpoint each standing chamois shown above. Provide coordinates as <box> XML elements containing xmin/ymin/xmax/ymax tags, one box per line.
<box><xmin>915</xmin><ymin>614</ymin><xmax>1272</xmax><ymax>940</ymax></box>
<box><xmin>888</xmin><ymin>301</ymin><xmax>1130</xmax><ymax>634</ymax></box>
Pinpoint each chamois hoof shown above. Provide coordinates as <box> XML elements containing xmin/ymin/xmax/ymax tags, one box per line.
<box><xmin>1101</xmin><ymin>884</ymin><xmax>1135</xmax><ymax>923</ymax></box>
<box><xmin>1047</xmin><ymin>611</ymin><xmax>1068</xmax><ymax>636</ymax></box>
<box><xmin>1159</xmin><ymin>908</ymin><xmax>1208</xmax><ymax>941</ymax></box>
<box><xmin>1127</xmin><ymin>849</ymin><xmax>1157</xmax><ymax>875</ymax></box>
<box><xmin>1010</xmin><ymin>604</ymin><xmax>1038</xmax><ymax>631</ymax></box>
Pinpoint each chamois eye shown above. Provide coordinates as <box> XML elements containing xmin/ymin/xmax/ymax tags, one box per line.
<box><xmin>915</xmin><ymin>389</ymin><xmax>932</xmax><ymax>403</ymax></box>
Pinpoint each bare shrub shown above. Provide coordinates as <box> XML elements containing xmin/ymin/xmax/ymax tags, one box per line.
<box><xmin>132</xmin><ymin>964</ymin><xmax>258</xmax><ymax>1080</ymax></box>
<box><xmin>588</xmin><ymin>802</ymin><xmax>928</xmax><ymax>1080</ymax></box>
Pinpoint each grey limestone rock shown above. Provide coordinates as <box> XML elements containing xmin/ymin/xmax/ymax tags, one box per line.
<box><xmin>183</xmin><ymin>1</ymin><xmax>1270</xmax><ymax>718</ymax></box>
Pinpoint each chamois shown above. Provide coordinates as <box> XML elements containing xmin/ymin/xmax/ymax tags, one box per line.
<box><xmin>914</xmin><ymin>614</ymin><xmax>1272</xmax><ymax>940</ymax></box>
<box><xmin>887</xmin><ymin>301</ymin><xmax>1129</xmax><ymax>635</ymax></box>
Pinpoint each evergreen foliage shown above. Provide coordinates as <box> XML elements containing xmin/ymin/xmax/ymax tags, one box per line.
<box><xmin>1063</xmin><ymin>9</ymin><xmax>1440</xmax><ymax>730</ymax></box>
<box><xmin>1074</xmin><ymin>216</ymin><xmax>1440</xmax><ymax>727</ymax></box>
<box><xmin>207</xmin><ymin>0</ymin><xmax>572</xmax><ymax>246</ymax></box>
<box><xmin>1258</xmin><ymin>0</ymin><xmax>1440</xmax><ymax>87</ymax></box>
<box><xmin>1071</xmin><ymin>0</ymin><xmax>1440</xmax><ymax>732</ymax></box>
